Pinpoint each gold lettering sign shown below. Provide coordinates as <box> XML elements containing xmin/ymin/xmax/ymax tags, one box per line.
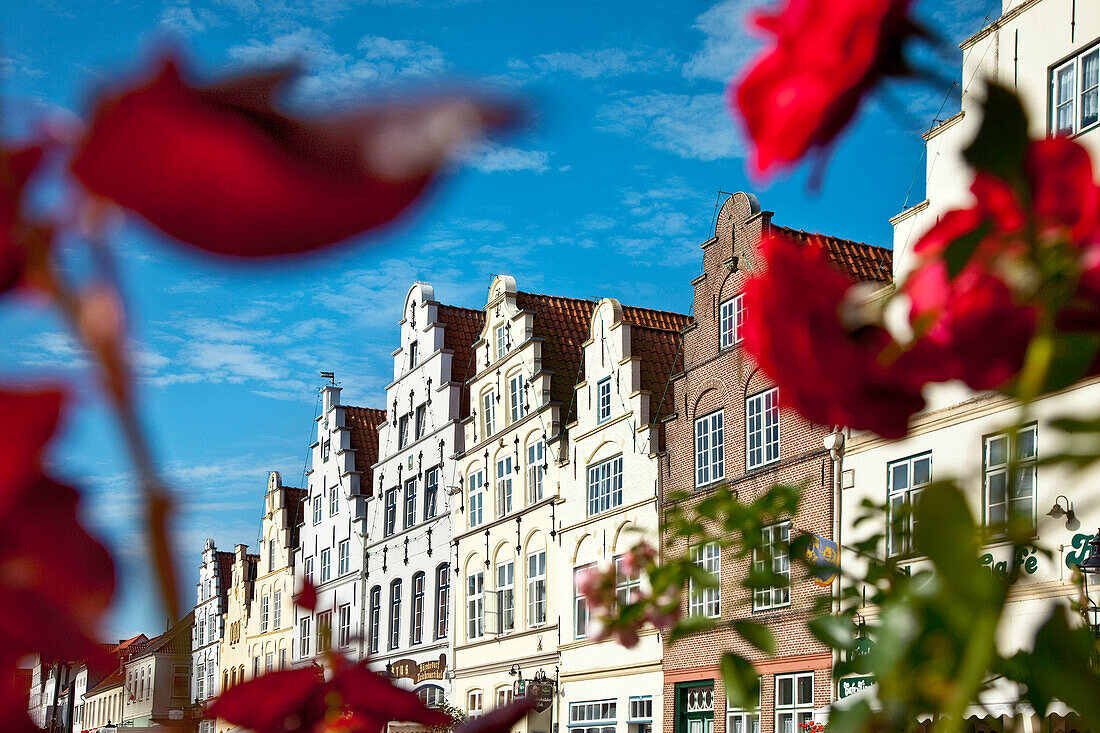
<box><xmin>390</xmin><ymin>654</ymin><xmax>447</xmax><ymax>684</ymax></box>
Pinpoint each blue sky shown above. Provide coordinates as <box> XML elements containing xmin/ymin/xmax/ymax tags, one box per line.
<box><xmin>0</xmin><ymin>0</ymin><xmax>990</xmax><ymax>638</ymax></box>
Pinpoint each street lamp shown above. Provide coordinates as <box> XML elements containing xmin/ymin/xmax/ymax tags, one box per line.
<box><xmin>1079</xmin><ymin>530</ymin><xmax>1100</xmax><ymax>638</ymax></box>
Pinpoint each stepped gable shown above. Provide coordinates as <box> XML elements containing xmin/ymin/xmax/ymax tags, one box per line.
<box><xmin>515</xmin><ymin>291</ymin><xmax>596</xmax><ymax>421</ymax></box>
<box><xmin>344</xmin><ymin>406</ymin><xmax>387</xmax><ymax>489</ymax></box>
<box><xmin>438</xmin><ymin>304</ymin><xmax>485</xmax><ymax>418</ymax></box>
<box><xmin>772</xmin><ymin>225</ymin><xmax>893</xmax><ymax>284</ymax></box>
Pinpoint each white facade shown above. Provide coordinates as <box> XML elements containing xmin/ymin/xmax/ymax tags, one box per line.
<box><xmin>293</xmin><ymin>384</ymin><xmax>385</xmax><ymax>668</ymax></box>
<box><xmin>192</xmin><ymin>539</ymin><xmax>231</xmax><ymax>732</ymax></box>
<box><xmin>557</xmin><ymin>298</ymin><xmax>688</xmax><ymax>733</ymax></box>
<box><xmin>363</xmin><ymin>282</ymin><xmax>482</xmax><ymax>707</ymax></box>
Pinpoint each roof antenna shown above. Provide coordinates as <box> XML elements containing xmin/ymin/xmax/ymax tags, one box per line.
<box><xmin>320</xmin><ymin>371</ymin><xmax>335</xmax><ymax>385</ymax></box>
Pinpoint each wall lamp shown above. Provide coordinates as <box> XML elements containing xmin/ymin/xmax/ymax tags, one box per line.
<box><xmin>1047</xmin><ymin>495</ymin><xmax>1076</xmax><ymax>524</ymax></box>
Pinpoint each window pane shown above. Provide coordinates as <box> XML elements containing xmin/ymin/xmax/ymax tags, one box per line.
<box><xmin>1082</xmin><ymin>50</ymin><xmax>1099</xmax><ymax>128</ymax></box>
<box><xmin>913</xmin><ymin>456</ymin><xmax>931</xmax><ymax>486</ymax></box>
<box><xmin>796</xmin><ymin>675</ymin><xmax>813</xmax><ymax>705</ymax></box>
<box><xmin>988</xmin><ymin>472</ymin><xmax>1007</xmax><ymax>506</ymax></box>
<box><xmin>1015</xmin><ymin>428</ymin><xmax>1036</xmax><ymax>460</ymax></box>
<box><xmin>890</xmin><ymin>463</ymin><xmax>908</xmax><ymax>492</ymax></box>
<box><xmin>777</xmin><ymin>677</ymin><xmax>793</xmax><ymax>706</ymax></box>
<box><xmin>988</xmin><ymin>435</ymin><xmax>1008</xmax><ymax>466</ymax></box>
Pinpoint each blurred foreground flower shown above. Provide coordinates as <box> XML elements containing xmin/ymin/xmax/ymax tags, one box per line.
<box><xmin>0</xmin><ymin>144</ymin><xmax>46</xmax><ymax>293</ymax></box>
<box><xmin>577</xmin><ymin>541</ymin><xmax>678</xmax><ymax>648</ymax></box>
<box><xmin>72</xmin><ymin>56</ymin><xmax>519</xmax><ymax>257</ymax></box>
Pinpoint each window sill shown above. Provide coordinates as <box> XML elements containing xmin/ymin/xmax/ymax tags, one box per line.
<box><xmin>752</xmin><ymin>602</ymin><xmax>791</xmax><ymax>614</ymax></box>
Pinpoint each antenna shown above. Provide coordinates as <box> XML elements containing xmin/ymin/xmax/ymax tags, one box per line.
<box><xmin>320</xmin><ymin>371</ymin><xmax>335</xmax><ymax>385</ymax></box>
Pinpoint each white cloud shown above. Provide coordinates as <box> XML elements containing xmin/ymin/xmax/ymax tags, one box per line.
<box><xmin>597</xmin><ymin>92</ymin><xmax>744</xmax><ymax>161</ymax></box>
<box><xmin>580</xmin><ymin>214</ymin><xmax>619</xmax><ymax>231</ymax></box>
<box><xmin>682</xmin><ymin>0</ymin><xmax>762</xmax><ymax>83</ymax></box>
<box><xmin>158</xmin><ymin>2</ymin><xmax>221</xmax><ymax>34</ymax></box>
<box><xmin>463</xmin><ymin>142</ymin><xmax>551</xmax><ymax>173</ymax></box>
<box><xmin>531</xmin><ymin>48</ymin><xmax>677</xmax><ymax>79</ymax></box>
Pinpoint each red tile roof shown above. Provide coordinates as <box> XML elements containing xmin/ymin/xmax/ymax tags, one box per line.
<box><xmin>621</xmin><ymin>305</ymin><xmax>692</xmax><ymax>332</ymax></box>
<box><xmin>632</xmin><ymin>326</ymin><xmax>686</xmax><ymax>423</ymax></box>
<box><xmin>772</xmin><ymin>225</ymin><xmax>893</xmax><ymax>284</ymax></box>
<box><xmin>515</xmin><ymin>292</ymin><xmax>597</xmax><ymax>420</ymax></box>
<box><xmin>344</xmin><ymin>406</ymin><xmax>387</xmax><ymax>489</ymax></box>
<box><xmin>438</xmin><ymin>304</ymin><xmax>485</xmax><ymax>418</ymax></box>
<box><xmin>87</xmin><ymin>668</ymin><xmax>124</xmax><ymax>696</ymax></box>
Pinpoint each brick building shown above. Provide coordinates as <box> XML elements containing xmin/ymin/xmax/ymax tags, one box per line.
<box><xmin>658</xmin><ymin>193</ymin><xmax>892</xmax><ymax>733</ymax></box>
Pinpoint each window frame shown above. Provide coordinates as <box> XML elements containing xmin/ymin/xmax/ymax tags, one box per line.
<box><xmin>689</xmin><ymin>541</ymin><xmax>721</xmax><ymax>618</ymax></box>
<box><xmin>496</xmin><ymin>558</ymin><xmax>515</xmax><ymax>633</ymax></box>
<box><xmin>389</xmin><ymin>579</ymin><xmax>402</xmax><ymax>650</ymax></box>
<box><xmin>596</xmin><ymin>377</ymin><xmax>612</xmax><ymax>424</ymax></box>
<box><xmin>368</xmin><ymin>586</ymin><xmax>381</xmax><ymax>654</ymax></box>
<box><xmin>317</xmin><ymin>610</ymin><xmax>332</xmax><ymax>654</ymax></box>
<box><xmin>338</xmin><ymin>603</ymin><xmax>352</xmax><ymax>647</ymax></box>
<box><xmin>385</xmin><ymin>487</ymin><xmax>399</xmax><ymax>536</ymax></box>
<box><xmin>468</xmin><ymin>689</ymin><xmax>483</xmax><ymax>719</ymax></box>
<box><xmin>527</xmin><ymin>549</ymin><xmax>547</xmax><ymax>627</ymax></box>
<box><xmin>435</xmin><ymin>564</ymin><xmax>450</xmax><ymax>639</ymax></box>
<box><xmin>424</xmin><ymin>467</ymin><xmax>439</xmax><ymax>520</ymax></box>
<box><xmin>1051</xmin><ymin>43</ymin><xmax>1100</xmax><ymax>137</ymax></box>
<box><xmin>573</xmin><ymin>563</ymin><xmax>595</xmax><ymax>640</ymax></box>
<box><xmin>983</xmin><ymin>424</ymin><xmax>1038</xmax><ymax>532</ymax></box>
<box><xmin>338</xmin><ymin>539</ymin><xmax>350</xmax><ymax>576</ymax></box>
<box><xmin>753</xmin><ymin>522</ymin><xmax>791</xmax><ymax>612</ymax></box>
<box><xmin>320</xmin><ymin>548</ymin><xmax>331</xmax><ymax>583</ymax></box>
<box><xmin>260</xmin><ymin>593</ymin><xmax>270</xmax><ymax>633</ymax></box>
<box><xmin>586</xmin><ymin>454</ymin><xmax>624</xmax><ymax>517</ymax></box>
<box><xmin>482</xmin><ymin>389</ymin><xmax>496</xmax><ymax>437</ymax></box>
<box><xmin>313</xmin><ymin>495</ymin><xmax>323</xmax><ymax>525</ymax></box>
<box><xmin>411</xmin><ymin>571</ymin><xmax>426</xmax><ymax>646</ymax></box>
<box><xmin>527</xmin><ymin>440</ymin><xmax>545</xmax><ymax>504</ymax></box>
<box><xmin>468</xmin><ymin>469</ymin><xmax>485</xmax><ymax>528</ymax></box>
<box><xmin>273</xmin><ymin>590</ymin><xmax>282</xmax><ymax>630</ymax></box>
<box><xmin>509</xmin><ymin>373</ymin><xmax>525</xmax><ymax>424</ymax></box>
<box><xmin>299</xmin><ymin>616</ymin><xmax>311</xmax><ymax>658</ymax></box>
<box><xmin>398</xmin><ymin>413</ymin><xmax>410</xmax><ymax>448</ymax></box>
<box><xmin>694</xmin><ymin>409</ymin><xmax>725</xmax><ymax>487</ymax></box>
<box><xmin>329</xmin><ymin>484</ymin><xmax>339</xmax><ymax>517</ymax></box>
<box><xmin>404</xmin><ymin>477</ymin><xmax>418</xmax><ymax>530</ymax></box>
<box><xmin>467</xmin><ymin>570</ymin><xmax>485</xmax><ymax>641</ymax></box>
<box><xmin>496</xmin><ymin>456</ymin><xmax>513</xmax><ymax>517</ymax></box>
<box><xmin>886</xmin><ymin>451</ymin><xmax>932</xmax><ymax>557</ymax></box>
<box><xmin>496</xmin><ymin>323</ymin><xmax>508</xmax><ymax>360</ymax></box>
<box><xmin>415</xmin><ymin>404</ymin><xmax>427</xmax><ymax>441</ymax></box>
<box><xmin>719</xmin><ymin>294</ymin><xmax>745</xmax><ymax>350</ymax></box>
<box><xmin>746</xmin><ymin>388</ymin><xmax>780</xmax><ymax>470</ymax></box>
<box><xmin>774</xmin><ymin>671</ymin><xmax>815</xmax><ymax>733</ymax></box>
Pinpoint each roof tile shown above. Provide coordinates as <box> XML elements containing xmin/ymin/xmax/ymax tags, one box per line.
<box><xmin>344</xmin><ymin>406</ymin><xmax>387</xmax><ymax>489</ymax></box>
<box><xmin>438</xmin><ymin>304</ymin><xmax>485</xmax><ymax>418</ymax></box>
<box><xmin>515</xmin><ymin>292</ymin><xmax>597</xmax><ymax>421</ymax></box>
<box><xmin>773</xmin><ymin>225</ymin><xmax>893</xmax><ymax>284</ymax></box>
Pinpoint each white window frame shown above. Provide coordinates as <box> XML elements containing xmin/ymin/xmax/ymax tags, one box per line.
<box><xmin>983</xmin><ymin>424</ymin><xmax>1038</xmax><ymax>531</ymax></box>
<box><xmin>746</xmin><ymin>389</ymin><xmax>779</xmax><ymax>470</ymax></box>
<box><xmin>496</xmin><ymin>323</ymin><xmax>508</xmax><ymax>360</ymax></box>
<box><xmin>435</xmin><ymin>564</ymin><xmax>450</xmax><ymax>639</ymax></box>
<box><xmin>385</xmin><ymin>487</ymin><xmax>398</xmax><ymax>536</ymax></box>
<box><xmin>695</xmin><ymin>410</ymin><xmax>725</xmax><ymax>487</ymax></box>
<box><xmin>468</xmin><ymin>690</ymin><xmax>483</xmax><ymax>719</ymax></box>
<box><xmin>313</xmin><ymin>496</ymin><xmax>323</xmax><ymax>525</ymax></box>
<box><xmin>338</xmin><ymin>603</ymin><xmax>351</xmax><ymax>647</ymax></box>
<box><xmin>305</xmin><ymin>556</ymin><xmax>314</xmax><ymax>585</ymax></box>
<box><xmin>482</xmin><ymin>390</ymin><xmax>496</xmax><ymax>437</ymax></box>
<box><xmin>399</xmin><ymin>414</ymin><xmax>410</xmax><ymax>448</ymax></box>
<box><xmin>886</xmin><ymin>452</ymin><xmax>932</xmax><ymax>557</ymax></box>
<box><xmin>1052</xmin><ymin>44</ymin><xmax>1100</xmax><ymax>137</ymax></box>
<box><xmin>338</xmin><ymin>539</ymin><xmax>350</xmax><ymax>575</ymax></box>
<box><xmin>468</xmin><ymin>469</ymin><xmax>485</xmax><ymax>528</ymax></box>
<box><xmin>496</xmin><ymin>456</ymin><xmax>513</xmax><ymax>517</ymax></box>
<box><xmin>496</xmin><ymin>559</ymin><xmax>515</xmax><ymax>633</ymax></box>
<box><xmin>299</xmin><ymin>617</ymin><xmax>311</xmax><ymax>658</ymax></box>
<box><xmin>527</xmin><ymin>441</ymin><xmax>545</xmax><ymax>504</ymax></box>
<box><xmin>496</xmin><ymin>685</ymin><xmax>514</xmax><ymax>709</ymax></box>
<box><xmin>409</xmin><ymin>340</ymin><xmax>418</xmax><ymax>368</ymax></box>
<box><xmin>689</xmin><ymin>541</ymin><xmax>721</xmax><ymax>618</ymax></box>
<box><xmin>753</xmin><ymin>522</ymin><xmax>791</xmax><ymax>611</ymax></box>
<box><xmin>317</xmin><ymin>609</ymin><xmax>332</xmax><ymax>653</ymax></box>
<box><xmin>329</xmin><ymin>485</ymin><xmax>339</xmax><ymax>517</ymax></box>
<box><xmin>509</xmin><ymin>373</ymin><xmax>525</xmax><ymax>423</ymax></box>
<box><xmin>416</xmin><ymin>404</ymin><xmax>427</xmax><ymax>441</ymax></box>
<box><xmin>368</xmin><ymin>586</ymin><xmax>381</xmax><ymax>654</ymax></box>
<box><xmin>570</xmin><ymin>700</ymin><xmax>618</xmax><ymax>727</ymax></box>
<box><xmin>596</xmin><ymin>377</ymin><xmax>612</xmax><ymax>424</ymax></box>
<box><xmin>628</xmin><ymin>696</ymin><xmax>653</xmax><ymax>723</ymax></box>
<box><xmin>404</xmin><ymin>477</ymin><xmax>418</xmax><ymax>529</ymax></box>
<box><xmin>467</xmin><ymin>571</ymin><xmax>485</xmax><ymax>640</ymax></box>
<box><xmin>260</xmin><ymin>593</ymin><xmax>270</xmax><ymax>633</ymax></box>
<box><xmin>774</xmin><ymin>672</ymin><xmax>814</xmax><ymax>733</ymax></box>
<box><xmin>527</xmin><ymin>550</ymin><xmax>547</xmax><ymax>627</ymax></box>
<box><xmin>574</xmin><ymin>563</ymin><xmax>594</xmax><ymax>640</ymax></box>
<box><xmin>587</xmin><ymin>455</ymin><xmax>623</xmax><ymax>516</ymax></box>
<box><xmin>614</xmin><ymin>553</ymin><xmax>641</xmax><ymax>607</ymax></box>
<box><xmin>411</xmin><ymin>571</ymin><xmax>425</xmax><ymax>646</ymax></box>
<box><xmin>726</xmin><ymin>686</ymin><xmax>761</xmax><ymax>733</ymax></box>
<box><xmin>424</xmin><ymin>467</ymin><xmax>438</xmax><ymax>520</ymax></box>
<box><xmin>389</xmin><ymin>579</ymin><xmax>402</xmax><ymax>650</ymax></box>
<box><xmin>273</xmin><ymin>590</ymin><xmax>282</xmax><ymax>630</ymax></box>
<box><xmin>320</xmin><ymin>548</ymin><xmax>331</xmax><ymax>583</ymax></box>
<box><xmin>719</xmin><ymin>294</ymin><xmax>745</xmax><ymax>349</ymax></box>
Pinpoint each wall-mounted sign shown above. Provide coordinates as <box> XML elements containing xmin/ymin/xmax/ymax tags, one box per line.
<box><xmin>980</xmin><ymin>545</ymin><xmax>1039</xmax><ymax>577</ymax></box>
<box><xmin>837</xmin><ymin>676</ymin><xmax>874</xmax><ymax>699</ymax></box>
<box><xmin>390</xmin><ymin>654</ymin><xmax>447</xmax><ymax>685</ymax></box>
<box><xmin>514</xmin><ymin>680</ymin><xmax>555</xmax><ymax>713</ymax></box>
<box><xmin>805</xmin><ymin>533</ymin><xmax>839</xmax><ymax>586</ymax></box>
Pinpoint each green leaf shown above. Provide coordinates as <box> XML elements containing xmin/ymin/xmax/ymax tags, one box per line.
<box><xmin>942</xmin><ymin>219</ymin><xmax>992</xmax><ymax>279</ymax></box>
<box><xmin>808</xmin><ymin>615</ymin><xmax>856</xmax><ymax>651</ymax></box>
<box><xmin>720</xmin><ymin>652</ymin><xmax>760</xmax><ymax>710</ymax></box>
<box><xmin>668</xmin><ymin>614</ymin><xmax>716</xmax><ymax>644</ymax></box>
<box><xmin>1019</xmin><ymin>606</ymin><xmax>1100</xmax><ymax>722</ymax></box>
<box><xmin>912</xmin><ymin>482</ymin><xmax>987</xmax><ymax>597</ymax></box>
<box><xmin>962</xmin><ymin>82</ymin><xmax>1030</xmax><ymax>184</ymax></box>
<box><xmin>731</xmin><ymin>620</ymin><xmax>776</xmax><ymax>656</ymax></box>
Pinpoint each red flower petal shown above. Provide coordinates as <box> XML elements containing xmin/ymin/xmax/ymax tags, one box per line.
<box><xmin>296</xmin><ymin>578</ymin><xmax>318</xmax><ymax>611</ymax></box>
<box><xmin>72</xmin><ymin>57</ymin><xmax>518</xmax><ymax>257</ymax></box>
<box><xmin>1024</xmin><ymin>137</ymin><xmax>1100</xmax><ymax>244</ymax></box>
<box><xmin>0</xmin><ymin>388</ymin><xmax>63</xmax><ymax>507</ymax></box>
<box><xmin>454</xmin><ymin>696</ymin><xmax>538</xmax><ymax>733</ymax></box>
<box><xmin>208</xmin><ymin>667</ymin><xmax>323</xmax><ymax>731</ymax></box>
<box><xmin>0</xmin><ymin>144</ymin><xmax>44</xmax><ymax>293</ymax></box>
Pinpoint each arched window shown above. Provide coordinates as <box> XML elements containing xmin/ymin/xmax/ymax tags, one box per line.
<box><xmin>434</xmin><ymin>564</ymin><xmax>450</xmax><ymax>639</ymax></box>
<box><xmin>369</xmin><ymin>585</ymin><xmax>382</xmax><ymax>654</ymax></box>
<box><xmin>410</xmin><ymin>572</ymin><xmax>426</xmax><ymax>645</ymax></box>
<box><xmin>389</xmin><ymin>579</ymin><xmax>402</xmax><ymax>650</ymax></box>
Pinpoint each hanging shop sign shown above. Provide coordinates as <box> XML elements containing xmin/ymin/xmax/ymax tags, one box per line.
<box><xmin>837</xmin><ymin>676</ymin><xmax>875</xmax><ymax>699</ymax></box>
<box><xmin>805</xmin><ymin>533</ymin><xmax>839</xmax><ymax>586</ymax></box>
<box><xmin>390</xmin><ymin>654</ymin><xmax>447</xmax><ymax>684</ymax></box>
<box><xmin>514</xmin><ymin>680</ymin><xmax>555</xmax><ymax>713</ymax></box>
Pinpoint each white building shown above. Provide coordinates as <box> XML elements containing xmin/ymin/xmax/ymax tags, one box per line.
<box><xmin>293</xmin><ymin>383</ymin><xmax>386</xmax><ymax>668</ymax></box>
<box><xmin>71</xmin><ymin>634</ymin><xmax>148</xmax><ymax>733</ymax></box>
<box><xmin>363</xmin><ymin>283</ymin><xmax>483</xmax><ymax>708</ymax></box>
<box><xmin>557</xmin><ymin>298</ymin><xmax>689</xmax><ymax>733</ymax></box>
<box><xmin>192</xmin><ymin>539</ymin><xmax>232</xmax><ymax>731</ymax></box>
<box><xmin>838</xmin><ymin>0</ymin><xmax>1100</xmax><ymax>725</ymax></box>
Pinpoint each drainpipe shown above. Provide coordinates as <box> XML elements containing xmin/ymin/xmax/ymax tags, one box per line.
<box><xmin>822</xmin><ymin>430</ymin><xmax>846</xmax><ymax>704</ymax></box>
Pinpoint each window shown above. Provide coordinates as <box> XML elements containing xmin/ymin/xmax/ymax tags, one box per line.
<box><xmin>338</xmin><ymin>603</ymin><xmax>351</xmax><ymax>647</ymax></box>
<box><xmin>468</xmin><ymin>690</ymin><xmax>483</xmax><ymax>719</ymax></box>
<box><xmin>280</xmin><ymin>649</ymin><xmax>286</xmax><ymax>670</ymax></box>
<box><xmin>694</xmin><ymin>410</ymin><xmax>725</xmax><ymax>487</ymax></box>
<box><xmin>496</xmin><ymin>456</ymin><xmax>513</xmax><ymax>516</ymax></box>
<box><xmin>419</xmin><ymin>686</ymin><xmax>445</xmax><ymax>708</ymax></box>
<box><xmin>435</xmin><ymin>564</ymin><xmax>450</xmax><ymax>639</ymax></box>
<box><xmin>496</xmin><ymin>559</ymin><xmax>515</xmax><ymax>632</ymax></box>
<box><xmin>597</xmin><ymin>378</ymin><xmax>612</xmax><ymax>423</ymax></box>
<box><xmin>198</xmin><ymin>615</ymin><xmax>205</xmax><ymax>646</ymax></box>
<box><xmin>409</xmin><ymin>340</ymin><xmax>419</xmax><ymax>368</ymax></box>
<box><xmin>405</xmin><ymin>477</ymin><xmax>418</xmax><ymax>529</ymax></box>
<box><xmin>467</xmin><ymin>571</ymin><xmax>485</xmax><ymax>640</ymax></box>
<box><xmin>273</xmin><ymin>590</ymin><xmax>282</xmax><ymax>630</ymax></box>
<box><xmin>411</xmin><ymin>572</ymin><xmax>426</xmax><ymax>645</ymax></box>
<box><xmin>319</xmin><ymin>548</ymin><xmax>331</xmax><ymax>583</ymax></box>
<box><xmin>496</xmin><ymin>323</ymin><xmax>508</xmax><ymax>360</ymax></box>
<box><xmin>482</xmin><ymin>390</ymin><xmax>496</xmax><ymax>436</ymax></box>
<box><xmin>317</xmin><ymin>610</ymin><xmax>332</xmax><ymax>653</ymax></box>
<box><xmin>305</xmin><ymin>557</ymin><xmax>314</xmax><ymax>585</ymax></box>
<box><xmin>570</xmin><ymin>700</ymin><xmax>617</xmax><ymax>733</ymax></box>
<box><xmin>754</xmin><ymin>523</ymin><xmax>791</xmax><ymax>611</ymax></box>
<box><xmin>689</xmin><ymin>542</ymin><xmax>721</xmax><ymax>618</ymax></box>
<box><xmin>574</xmin><ymin>564</ymin><xmax>594</xmax><ymax>640</ymax></box>
<box><xmin>886</xmin><ymin>452</ymin><xmax>932</xmax><ymax>556</ymax></box>
<box><xmin>416</xmin><ymin>404</ymin><xmax>427</xmax><ymax>441</ymax></box>
<box><xmin>468</xmin><ymin>469</ymin><xmax>485</xmax><ymax>528</ymax></box>
<box><xmin>338</xmin><ymin>539</ymin><xmax>350</xmax><ymax>575</ymax></box>
<box><xmin>329</xmin><ymin>484</ymin><xmax>339</xmax><ymax>517</ymax></box>
<box><xmin>268</xmin><ymin>538</ymin><xmax>275</xmax><ymax>573</ymax></box>
<box><xmin>629</xmin><ymin>697</ymin><xmax>653</xmax><ymax>723</ymax></box>
<box><xmin>389</xmin><ymin>580</ymin><xmax>402</xmax><ymax>650</ymax></box>
<box><xmin>496</xmin><ymin>686</ymin><xmax>514</xmax><ymax>708</ymax></box>
<box><xmin>260</xmin><ymin>593</ymin><xmax>270</xmax><ymax>632</ymax></box>
<box><xmin>527</xmin><ymin>550</ymin><xmax>547</xmax><ymax>626</ymax></box>
<box><xmin>775</xmin><ymin>672</ymin><xmax>814</xmax><ymax>733</ymax></box>
<box><xmin>322</xmin><ymin>438</ymin><xmax>330</xmax><ymax>462</ymax></box>
<box><xmin>399</xmin><ymin>415</ymin><xmax>410</xmax><ymax>448</ymax></box>
<box><xmin>720</xmin><ymin>294</ymin><xmax>745</xmax><ymax>349</ymax></box>
<box><xmin>587</xmin><ymin>455</ymin><xmax>623</xmax><ymax>516</ymax></box>
<box><xmin>262</xmin><ymin>652</ymin><xmax>272</xmax><ymax>674</ymax></box>
<box><xmin>313</xmin><ymin>496</ymin><xmax>323</xmax><ymax>525</ymax></box>
<box><xmin>205</xmin><ymin>659</ymin><xmax>214</xmax><ymax>698</ymax></box>
<box><xmin>746</xmin><ymin>389</ymin><xmax>779</xmax><ymax>469</ymax></box>
<box><xmin>1053</xmin><ymin>45</ymin><xmax>1100</xmax><ymax>136</ymax></box>
<box><xmin>299</xmin><ymin>617</ymin><xmax>311</xmax><ymax>658</ymax></box>
<box><xmin>727</xmin><ymin>694</ymin><xmax>760</xmax><ymax>733</ymax></box>
<box><xmin>614</xmin><ymin>554</ymin><xmax>641</xmax><ymax>607</ymax></box>
<box><xmin>509</xmin><ymin>373</ymin><xmax>525</xmax><ymax>423</ymax></box>
<box><xmin>424</xmin><ymin>468</ymin><xmax>439</xmax><ymax>520</ymax></box>
<box><xmin>172</xmin><ymin>665</ymin><xmax>189</xmax><ymax>697</ymax></box>
<box><xmin>984</xmin><ymin>424</ymin><xmax>1038</xmax><ymax>530</ymax></box>
<box><xmin>527</xmin><ymin>441</ymin><xmax>545</xmax><ymax>503</ymax></box>
<box><xmin>385</xmin><ymin>487</ymin><xmax>398</xmax><ymax>536</ymax></box>
<box><xmin>369</xmin><ymin>586</ymin><xmax>381</xmax><ymax>654</ymax></box>
<box><xmin>196</xmin><ymin>662</ymin><xmax>205</xmax><ymax>699</ymax></box>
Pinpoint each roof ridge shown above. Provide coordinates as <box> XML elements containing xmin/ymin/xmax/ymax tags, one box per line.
<box><xmin>773</xmin><ymin>224</ymin><xmax>888</xmax><ymax>252</ymax></box>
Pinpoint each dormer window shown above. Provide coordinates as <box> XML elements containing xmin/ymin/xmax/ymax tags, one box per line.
<box><xmin>495</xmin><ymin>324</ymin><xmax>507</xmax><ymax>361</ymax></box>
<box><xmin>409</xmin><ymin>341</ymin><xmax>419</xmax><ymax>369</ymax></box>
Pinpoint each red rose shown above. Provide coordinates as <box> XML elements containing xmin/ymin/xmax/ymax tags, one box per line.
<box><xmin>72</xmin><ymin>57</ymin><xmax>517</xmax><ymax>257</ymax></box>
<box><xmin>0</xmin><ymin>144</ymin><xmax>44</xmax><ymax>293</ymax></box>
<box><xmin>743</xmin><ymin>233</ymin><xmax>929</xmax><ymax>438</ymax></box>
<box><xmin>735</xmin><ymin>0</ymin><xmax>918</xmax><ymax>176</ymax></box>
